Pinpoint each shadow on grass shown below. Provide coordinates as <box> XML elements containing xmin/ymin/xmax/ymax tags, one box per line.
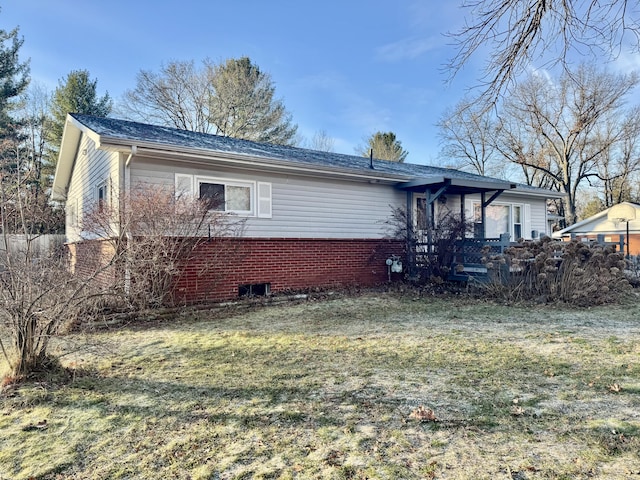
<box><xmin>47</xmin><ymin>373</ymin><xmax>359</xmax><ymax>429</ymax></box>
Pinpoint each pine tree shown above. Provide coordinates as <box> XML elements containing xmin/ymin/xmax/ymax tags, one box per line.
<box><xmin>0</xmin><ymin>25</ymin><xmax>29</xmax><ymax>136</ymax></box>
<box><xmin>359</xmin><ymin>131</ymin><xmax>408</xmax><ymax>162</ymax></box>
<box><xmin>46</xmin><ymin>69</ymin><xmax>111</xmax><ymax>169</ymax></box>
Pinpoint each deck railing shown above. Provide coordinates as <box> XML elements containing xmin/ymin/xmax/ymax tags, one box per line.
<box><xmin>409</xmin><ymin>233</ymin><xmax>513</xmax><ymax>282</ymax></box>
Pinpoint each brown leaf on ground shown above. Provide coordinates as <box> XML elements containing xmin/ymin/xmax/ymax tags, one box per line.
<box><xmin>409</xmin><ymin>405</ymin><xmax>437</xmax><ymax>422</ymax></box>
<box><xmin>511</xmin><ymin>406</ymin><xmax>525</xmax><ymax>416</ymax></box>
<box><xmin>609</xmin><ymin>383</ymin><xmax>622</xmax><ymax>393</ymax></box>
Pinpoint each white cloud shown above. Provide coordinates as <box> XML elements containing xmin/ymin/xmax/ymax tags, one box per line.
<box><xmin>612</xmin><ymin>50</ymin><xmax>640</xmax><ymax>74</ymax></box>
<box><xmin>376</xmin><ymin>37</ymin><xmax>438</xmax><ymax>62</ymax></box>
<box><xmin>527</xmin><ymin>65</ymin><xmax>555</xmax><ymax>86</ymax></box>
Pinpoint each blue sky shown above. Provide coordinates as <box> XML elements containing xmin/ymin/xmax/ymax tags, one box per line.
<box><xmin>2</xmin><ymin>1</ymin><xmax>483</xmax><ymax>164</ymax></box>
<box><xmin>3</xmin><ymin>2</ymin><xmax>639</xmax><ymax>165</ymax></box>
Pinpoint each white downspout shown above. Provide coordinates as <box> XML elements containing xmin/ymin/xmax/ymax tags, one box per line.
<box><xmin>122</xmin><ymin>146</ymin><xmax>137</xmax><ymax>295</ymax></box>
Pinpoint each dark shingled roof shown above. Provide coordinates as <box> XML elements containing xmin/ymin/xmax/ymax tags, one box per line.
<box><xmin>71</xmin><ymin>113</ymin><xmax>554</xmax><ymax>195</ymax></box>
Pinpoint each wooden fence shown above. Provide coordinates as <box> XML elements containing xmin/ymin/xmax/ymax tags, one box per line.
<box><xmin>0</xmin><ymin>234</ymin><xmax>66</xmax><ymax>257</ymax></box>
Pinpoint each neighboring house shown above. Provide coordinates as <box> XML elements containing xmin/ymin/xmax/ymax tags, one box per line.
<box><xmin>52</xmin><ymin>114</ymin><xmax>563</xmax><ymax>302</ymax></box>
<box><xmin>553</xmin><ymin>202</ymin><xmax>640</xmax><ymax>256</ymax></box>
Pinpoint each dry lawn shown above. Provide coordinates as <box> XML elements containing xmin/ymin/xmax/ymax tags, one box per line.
<box><xmin>1</xmin><ymin>292</ymin><xmax>640</xmax><ymax>479</ymax></box>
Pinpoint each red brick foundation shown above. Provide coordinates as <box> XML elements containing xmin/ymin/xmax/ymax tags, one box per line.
<box><xmin>173</xmin><ymin>238</ymin><xmax>404</xmax><ymax>303</ymax></box>
<box><xmin>67</xmin><ymin>239</ymin><xmax>118</xmax><ymax>289</ymax></box>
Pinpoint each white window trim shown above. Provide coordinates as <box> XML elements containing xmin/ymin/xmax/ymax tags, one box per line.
<box><xmin>175</xmin><ymin>173</ymin><xmax>194</xmax><ymax>199</ymax></box>
<box><xmin>96</xmin><ymin>180</ymin><xmax>109</xmax><ymax>211</ymax></box>
<box><xmin>194</xmin><ymin>175</ymin><xmax>256</xmax><ymax>216</ymax></box>
<box><xmin>471</xmin><ymin>200</ymin><xmax>528</xmax><ymax>240</ymax></box>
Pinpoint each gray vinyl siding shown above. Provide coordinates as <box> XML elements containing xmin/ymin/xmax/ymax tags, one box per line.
<box><xmin>499</xmin><ymin>193</ymin><xmax>547</xmax><ymax>237</ymax></box>
<box><xmin>128</xmin><ymin>157</ymin><xmax>550</xmax><ymax>241</ymax></box>
<box><xmin>463</xmin><ymin>192</ymin><xmax>548</xmax><ymax>240</ymax></box>
<box><xmin>129</xmin><ymin>157</ymin><xmax>404</xmax><ymax>239</ymax></box>
<box><xmin>411</xmin><ymin>192</ymin><xmax>547</xmax><ymax>240</ymax></box>
<box><xmin>65</xmin><ymin>135</ymin><xmax>120</xmax><ymax>242</ymax></box>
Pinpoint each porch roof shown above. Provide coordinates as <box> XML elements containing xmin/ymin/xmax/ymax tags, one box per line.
<box><xmin>398</xmin><ymin>176</ymin><xmax>517</xmax><ymax>194</ymax></box>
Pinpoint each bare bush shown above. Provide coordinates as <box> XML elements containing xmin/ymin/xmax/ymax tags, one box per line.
<box><xmin>387</xmin><ymin>206</ymin><xmax>473</xmax><ymax>283</ymax></box>
<box><xmin>0</xmin><ymin>148</ymin><xmax>113</xmax><ymax>379</ymax></box>
<box><xmin>81</xmin><ymin>183</ymin><xmax>245</xmax><ymax>308</ymax></box>
<box><xmin>0</xmin><ymin>240</ymin><xmax>103</xmax><ymax>377</ymax></box>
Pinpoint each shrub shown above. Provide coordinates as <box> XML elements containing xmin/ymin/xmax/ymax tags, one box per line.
<box><xmin>386</xmin><ymin>206</ymin><xmax>473</xmax><ymax>284</ymax></box>
<box><xmin>478</xmin><ymin>237</ymin><xmax>631</xmax><ymax>305</ymax></box>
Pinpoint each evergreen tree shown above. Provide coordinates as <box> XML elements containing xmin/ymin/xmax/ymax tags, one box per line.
<box><xmin>0</xmin><ymin>25</ymin><xmax>29</xmax><ymax>138</ymax></box>
<box><xmin>46</xmin><ymin>69</ymin><xmax>112</xmax><ymax>168</ymax></box>
<box><xmin>208</xmin><ymin>57</ymin><xmax>298</xmax><ymax>145</ymax></box>
<box><xmin>0</xmin><ymin>22</ymin><xmax>31</xmax><ymax>232</ymax></box>
<box><xmin>359</xmin><ymin>131</ymin><xmax>408</xmax><ymax>163</ymax></box>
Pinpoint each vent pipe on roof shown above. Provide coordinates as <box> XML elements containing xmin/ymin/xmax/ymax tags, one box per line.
<box><xmin>369</xmin><ymin>149</ymin><xmax>375</xmax><ymax>169</ymax></box>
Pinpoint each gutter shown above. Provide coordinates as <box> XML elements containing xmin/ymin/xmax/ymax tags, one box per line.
<box><xmin>125</xmin><ymin>145</ymin><xmax>137</xmax><ymax>167</ymax></box>
<box><xmin>97</xmin><ymin>140</ymin><xmax>410</xmax><ymax>185</ymax></box>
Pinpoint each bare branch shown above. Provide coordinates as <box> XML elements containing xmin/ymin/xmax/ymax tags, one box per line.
<box><xmin>448</xmin><ymin>0</ymin><xmax>640</xmax><ymax>104</ymax></box>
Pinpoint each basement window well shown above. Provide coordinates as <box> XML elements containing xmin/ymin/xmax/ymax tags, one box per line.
<box><xmin>238</xmin><ymin>283</ymin><xmax>271</xmax><ymax>297</ymax></box>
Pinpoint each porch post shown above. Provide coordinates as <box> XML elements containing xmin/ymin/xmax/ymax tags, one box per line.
<box><xmin>425</xmin><ymin>189</ymin><xmax>433</xmax><ymax>253</ymax></box>
<box><xmin>480</xmin><ymin>191</ymin><xmax>486</xmax><ymax>238</ymax></box>
<box><xmin>406</xmin><ymin>190</ymin><xmax>414</xmax><ymax>277</ymax></box>
<box><xmin>460</xmin><ymin>193</ymin><xmax>466</xmax><ymax>233</ymax></box>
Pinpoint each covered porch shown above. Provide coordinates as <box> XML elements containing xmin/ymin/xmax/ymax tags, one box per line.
<box><xmin>398</xmin><ymin>175</ymin><xmax>517</xmax><ymax>281</ymax></box>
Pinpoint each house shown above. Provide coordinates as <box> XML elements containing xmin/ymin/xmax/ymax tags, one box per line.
<box><xmin>553</xmin><ymin>202</ymin><xmax>640</xmax><ymax>257</ymax></box>
<box><xmin>52</xmin><ymin>114</ymin><xmax>563</xmax><ymax>302</ymax></box>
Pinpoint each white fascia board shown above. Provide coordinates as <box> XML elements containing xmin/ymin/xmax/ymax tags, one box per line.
<box><xmin>509</xmin><ymin>187</ymin><xmax>566</xmax><ymax>199</ymax></box>
<box><xmin>51</xmin><ymin>115</ymin><xmax>106</xmax><ymax>201</ymax></box>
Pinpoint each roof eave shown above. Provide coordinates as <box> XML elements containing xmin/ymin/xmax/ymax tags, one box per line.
<box><xmin>510</xmin><ymin>187</ymin><xmax>566</xmax><ymax>199</ymax></box>
<box><xmin>399</xmin><ymin>176</ymin><xmax>516</xmax><ymax>192</ymax></box>
<box><xmin>99</xmin><ymin>139</ymin><xmax>412</xmax><ymax>184</ymax></box>
<box><xmin>51</xmin><ymin>115</ymin><xmax>85</xmax><ymax>201</ymax></box>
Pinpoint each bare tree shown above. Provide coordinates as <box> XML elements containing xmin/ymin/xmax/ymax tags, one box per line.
<box><xmin>494</xmin><ymin>64</ymin><xmax>640</xmax><ymax>224</ymax></box>
<box><xmin>307</xmin><ymin>129</ymin><xmax>335</xmax><ymax>152</ymax></box>
<box><xmin>437</xmin><ymin>98</ymin><xmax>502</xmax><ymax>176</ymax></box>
<box><xmin>593</xmin><ymin>107</ymin><xmax>640</xmax><ymax>206</ymax></box>
<box><xmin>448</xmin><ymin>0</ymin><xmax>640</xmax><ymax>104</ymax></box>
<box><xmin>17</xmin><ymin>82</ymin><xmax>49</xmax><ymax>192</ymax></box>
<box><xmin>121</xmin><ymin>57</ymin><xmax>298</xmax><ymax>145</ymax></box>
<box><xmin>493</xmin><ymin>109</ymin><xmax>557</xmax><ymax>190</ymax></box>
<box><xmin>120</xmin><ymin>60</ymin><xmax>213</xmax><ymax>133</ymax></box>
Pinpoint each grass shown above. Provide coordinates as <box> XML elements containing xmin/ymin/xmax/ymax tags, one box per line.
<box><xmin>1</xmin><ymin>292</ymin><xmax>640</xmax><ymax>479</ymax></box>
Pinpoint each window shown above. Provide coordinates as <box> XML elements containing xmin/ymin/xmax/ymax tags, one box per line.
<box><xmin>473</xmin><ymin>203</ymin><xmax>483</xmax><ymax>237</ymax></box>
<box><xmin>513</xmin><ymin>205</ymin><xmax>522</xmax><ymax>240</ymax></box>
<box><xmin>198</xmin><ymin>180</ymin><xmax>252</xmax><ymax>213</ymax></box>
<box><xmin>239</xmin><ymin>283</ymin><xmax>271</xmax><ymax>297</ymax></box>
<box><xmin>176</xmin><ymin>174</ymin><xmax>272</xmax><ymax>217</ymax></box>
<box><xmin>96</xmin><ymin>182</ymin><xmax>108</xmax><ymax>212</ymax></box>
<box><xmin>472</xmin><ymin>202</ymin><xmax>527</xmax><ymax>240</ymax></box>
